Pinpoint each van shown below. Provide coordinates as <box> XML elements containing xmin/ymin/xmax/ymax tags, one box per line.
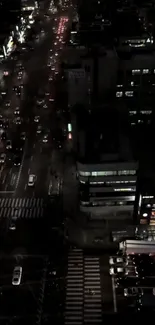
<box><xmin>12</xmin><ymin>266</ymin><xmax>22</xmax><ymax>285</ymax></box>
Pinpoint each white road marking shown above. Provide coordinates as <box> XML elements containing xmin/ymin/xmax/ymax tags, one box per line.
<box><xmin>0</xmin><ymin>190</ymin><xmax>14</xmax><ymax>194</ymax></box>
<box><xmin>112</xmin><ymin>276</ymin><xmax>117</xmax><ymax>313</ymax></box>
<box><xmin>28</xmin><ymin>168</ymin><xmax>30</xmax><ymax>174</ymax></box>
<box><xmin>4</xmin><ymin>184</ymin><xmax>8</xmax><ymax>191</ymax></box>
<box><xmin>24</xmin><ymin>184</ymin><xmax>27</xmax><ymax>190</ymax></box>
<box><xmin>15</xmin><ymin>141</ymin><xmax>27</xmax><ymax>192</ymax></box>
<box><xmin>33</xmin><ymin>144</ymin><xmax>35</xmax><ymax>148</ymax></box>
<box><xmin>10</xmin><ymin>174</ymin><xmax>16</xmax><ymax>186</ymax></box>
<box><xmin>2</xmin><ymin>174</ymin><xmax>7</xmax><ymax>184</ymax></box>
<box><xmin>31</xmin><ymin>155</ymin><xmax>33</xmax><ymax>161</ymax></box>
<box><xmin>8</xmin><ymin>168</ymin><xmax>12</xmax><ymax>175</ymax></box>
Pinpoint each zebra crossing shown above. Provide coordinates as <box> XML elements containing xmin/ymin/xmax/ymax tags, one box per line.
<box><xmin>0</xmin><ymin>197</ymin><xmax>45</xmax><ymax>219</ymax></box>
<box><xmin>65</xmin><ymin>248</ymin><xmax>103</xmax><ymax>325</ymax></box>
<box><xmin>84</xmin><ymin>257</ymin><xmax>102</xmax><ymax>324</ymax></box>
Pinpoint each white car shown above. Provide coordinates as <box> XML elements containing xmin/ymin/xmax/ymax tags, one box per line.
<box><xmin>14</xmin><ymin>107</ymin><xmax>20</xmax><ymax>115</ymax></box>
<box><xmin>43</xmin><ymin>134</ymin><xmax>48</xmax><ymax>143</ymax></box>
<box><xmin>6</xmin><ymin>140</ymin><xmax>12</xmax><ymax>150</ymax></box>
<box><xmin>0</xmin><ymin>153</ymin><xmax>6</xmax><ymax>163</ymax></box>
<box><xmin>37</xmin><ymin>125</ymin><xmax>42</xmax><ymax>134</ymax></box>
<box><xmin>109</xmin><ymin>256</ymin><xmax>124</xmax><ymax>265</ymax></box>
<box><xmin>28</xmin><ymin>174</ymin><xmax>36</xmax><ymax>186</ymax></box>
<box><xmin>109</xmin><ymin>267</ymin><xmax>124</xmax><ymax>276</ymax></box>
<box><xmin>34</xmin><ymin>116</ymin><xmax>40</xmax><ymax>123</ymax></box>
<box><xmin>14</xmin><ymin>117</ymin><xmax>22</xmax><ymax>125</ymax></box>
<box><xmin>9</xmin><ymin>221</ymin><xmax>16</xmax><ymax>230</ymax></box>
<box><xmin>12</xmin><ymin>266</ymin><xmax>22</xmax><ymax>286</ymax></box>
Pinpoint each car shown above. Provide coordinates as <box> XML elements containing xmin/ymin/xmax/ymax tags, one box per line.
<box><xmin>12</xmin><ymin>266</ymin><xmax>22</xmax><ymax>285</ymax></box>
<box><xmin>124</xmin><ymin>287</ymin><xmax>143</xmax><ymax>297</ymax></box>
<box><xmin>6</xmin><ymin>140</ymin><xmax>12</xmax><ymax>150</ymax></box>
<box><xmin>43</xmin><ymin>134</ymin><xmax>48</xmax><ymax>143</ymax></box>
<box><xmin>109</xmin><ymin>267</ymin><xmax>124</xmax><ymax>276</ymax></box>
<box><xmin>34</xmin><ymin>115</ymin><xmax>40</xmax><ymax>123</ymax></box>
<box><xmin>37</xmin><ymin>125</ymin><xmax>42</xmax><ymax>134</ymax></box>
<box><xmin>3</xmin><ymin>120</ymin><xmax>9</xmax><ymax>129</ymax></box>
<box><xmin>1</xmin><ymin>132</ymin><xmax>6</xmax><ymax>140</ymax></box>
<box><xmin>5</xmin><ymin>100</ymin><xmax>10</xmax><ymax>107</ymax></box>
<box><xmin>28</xmin><ymin>174</ymin><xmax>36</xmax><ymax>186</ymax></box>
<box><xmin>0</xmin><ymin>153</ymin><xmax>6</xmax><ymax>163</ymax></box>
<box><xmin>14</xmin><ymin>107</ymin><xmax>20</xmax><ymax>115</ymax></box>
<box><xmin>16</xmin><ymin>90</ymin><xmax>21</xmax><ymax>97</ymax></box>
<box><xmin>20</xmin><ymin>132</ymin><xmax>26</xmax><ymax>140</ymax></box>
<box><xmin>9</xmin><ymin>221</ymin><xmax>16</xmax><ymax>230</ymax></box>
<box><xmin>109</xmin><ymin>256</ymin><xmax>125</xmax><ymax>265</ymax></box>
<box><xmin>14</xmin><ymin>117</ymin><xmax>22</xmax><ymax>125</ymax></box>
<box><xmin>14</xmin><ymin>155</ymin><xmax>22</xmax><ymax>166</ymax></box>
<box><xmin>13</xmin><ymin>86</ymin><xmax>18</xmax><ymax>91</ymax></box>
<box><xmin>0</xmin><ymin>119</ymin><xmax>3</xmax><ymax>127</ymax></box>
<box><xmin>37</xmin><ymin>99</ymin><xmax>44</xmax><ymax>105</ymax></box>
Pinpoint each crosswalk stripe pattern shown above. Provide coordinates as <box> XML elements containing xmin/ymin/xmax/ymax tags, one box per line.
<box><xmin>65</xmin><ymin>249</ymin><xmax>103</xmax><ymax>325</ymax></box>
<box><xmin>84</xmin><ymin>256</ymin><xmax>102</xmax><ymax>324</ymax></box>
<box><xmin>65</xmin><ymin>248</ymin><xmax>84</xmax><ymax>325</ymax></box>
<box><xmin>0</xmin><ymin>198</ymin><xmax>44</xmax><ymax>219</ymax></box>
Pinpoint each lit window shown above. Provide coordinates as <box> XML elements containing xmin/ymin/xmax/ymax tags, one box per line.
<box><xmin>116</xmin><ymin>91</ymin><xmax>123</xmax><ymax>98</ymax></box>
<box><xmin>132</xmin><ymin>69</ymin><xmax>140</xmax><ymax>75</ymax></box>
<box><xmin>125</xmin><ymin>91</ymin><xmax>133</xmax><ymax>97</ymax></box>
<box><xmin>129</xmin><ymin>111</ymin><xmax>136</xmax><ymax>115</ymax></box>
<box><xmin>114</xmin><ymin>188</ymin><xmax>135</xmax><ymax>192</ymax></box>
<box><xmin>142</xmin><ymin>69</ymin><xmax>149</xmax><ymax>74</ymax></box>
<box><xmin>140</xmin><ymin>110</ymin><xmax>152</xmax><ymax>115</ymax></box>
<box><xmin>79</xmin><ymin>171</ymin><xmax>91</xmax><ymax>176</ymax></box>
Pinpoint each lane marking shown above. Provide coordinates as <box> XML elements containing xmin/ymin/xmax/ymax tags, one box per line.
<box><xmin>31</xmin><ymin>155</ymin><xmax>33</xmax><ymax>161</ymax></box>
<box><xmin>2</xmin><ymin>174</ymin><xmax>7</xmax><ymax>184</ymax></box>
<box><xmin>112</xmin><ymin>276</ymin><xmax>117</xmax><ymax>313</ymax></box>
<box><xmin>28</xmin><ymin>168</ymin><xmax>30</xmax><ymax>174</ymax></box>
<box><xmin>14</xmin><ymin>141</ymin><xmax>27</xmax><ymax>192</ymax></box>
<box><xmin>24</xmin><ymin>184</ymin><xmax>27</xmax><ymax>190</ymax></box>
<box><xmin>0</xmin><ymin>191</ymin><xmax>14</xmax><ymax>194</ymax></box>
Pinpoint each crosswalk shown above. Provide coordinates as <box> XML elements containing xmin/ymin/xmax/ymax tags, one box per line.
<box><xmin>0</xmin><ymin>197</ymin><xmax>45</xmax><ymax>219</ymax></box>
<box><xmin>65</xmin><ymin>248</ymin><xmax>103</xmax><ymax>325</ymax></box>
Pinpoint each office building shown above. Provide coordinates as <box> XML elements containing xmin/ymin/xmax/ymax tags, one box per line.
<box><xmin>74</xmin><ymin>106</ymin><xmax>138</xmax><ymax>224</ymax></box>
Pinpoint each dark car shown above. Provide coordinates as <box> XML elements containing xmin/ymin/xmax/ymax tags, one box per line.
<box><xmin>13</xmin><ymin>140</ymin><xmax>23</xmax><ymax>153</ymax></box>
<box><xmin>13</xmin><ymin>155</ymin><xmax>22</xmax><ymax>166</ymax></box>
<box><xmin>1</xmin><ymin>132</ymin><xmax>6</xmax><ymax>140</ymax></box>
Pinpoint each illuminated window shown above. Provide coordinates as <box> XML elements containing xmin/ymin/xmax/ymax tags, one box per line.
<box><xmin>114</xmin><ymin>188</ymin><xmax>135</xmax><ymax>192</ymax></box>
<box><xmin>142</xmin><ymin>69</ymin><xmax>149</xmax><ymax>74</ymax></box>
<box><xmin>116</xmin><ymin>91</ymin><xmax>123</xmax><ymax>98</ymax></box>
<box><xmin>132</xmin><ymin>69</ymin><xmax>140</xmax><ymax>75</ymax></box>
<box><xmin>118</xmin><ymin>170</ymin><xmax>136</xmax><ymax>176</ymax></box>
<box><xmin>129</xmin><ymin>110</ymin><xmax>136</xmax><ymax>115</ymax></box>
<box><xmin>125</xmin><ymin>91</ymin><xmax>133</xmax><ymax>97</ymax></box>
<box><xmin>140</xmin><ymin>110</ymin><xmax>152</xmax><ymax>115</ymax></box>
<box><xmin>79</xmin><ymin>171</ymin><xmax>91</xmax><ymax>176</ymax></box>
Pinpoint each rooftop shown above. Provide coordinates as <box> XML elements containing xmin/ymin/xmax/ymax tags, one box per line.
<box><xmin>74</xmin><ymin>105</ymin><xmax>134</xmax><ymax>163</ymax></box>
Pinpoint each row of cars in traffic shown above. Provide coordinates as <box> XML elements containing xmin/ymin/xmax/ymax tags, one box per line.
<box><xmin>109</xmin><ymin>254</ymin><xmax>155</xmax><ymax>312</ymax></box>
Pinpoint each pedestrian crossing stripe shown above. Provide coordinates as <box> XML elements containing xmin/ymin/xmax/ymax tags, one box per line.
<box><xmin>65</xmin><ymin>249</ymin><xmax>103</xmax><ymax>324</ymax></box>
<box><xmin>0</xmin><ymin>198</ymin><xmax>45</xmax><ymax>219</ymax></box>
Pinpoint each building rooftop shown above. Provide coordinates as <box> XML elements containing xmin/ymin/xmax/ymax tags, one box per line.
<box><xmin>75</xmin><ymin>105</ymin><xmax>134</xmax><ymax>163</ymax></box>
